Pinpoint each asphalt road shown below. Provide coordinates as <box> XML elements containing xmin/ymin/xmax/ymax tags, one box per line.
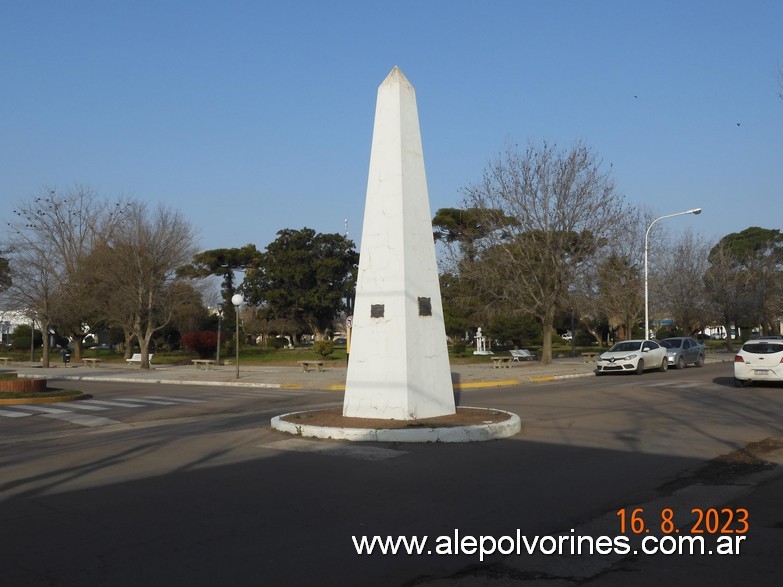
<box><xmin>1</xmin><ymin>363</ymin><xmax>782</xmax><ymax>586</ymax></box>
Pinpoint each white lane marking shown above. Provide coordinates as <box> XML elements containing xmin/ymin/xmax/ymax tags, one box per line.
<box><xmin>83</xmin><ymin>399</ymin><xmax>144</xmax><ymax>408</ymax></box>
<box><xmin>0</xmin><ymin>409</ymin><xmax>33</xmax><ymax>418</ymax></box>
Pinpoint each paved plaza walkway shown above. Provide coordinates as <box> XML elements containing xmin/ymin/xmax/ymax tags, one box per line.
<box><xmin>5</xmin><ymin>352</ymin><xmax>732</xmax><ymax>390</ymax></box>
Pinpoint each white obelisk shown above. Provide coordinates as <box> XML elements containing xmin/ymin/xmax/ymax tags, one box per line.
<box><xmin>343</xmin><ymin>66</ymin><xmax>455</xmax><ymax>420</ymax></box>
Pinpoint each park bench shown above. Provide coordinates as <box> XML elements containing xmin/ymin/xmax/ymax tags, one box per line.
<box><xmin>581</xmin><ymin>352</ymin><xmax>599</xmax><ymax>363</ymax></box>
<box><xmin>509</xmin><ymin>349</ymin><xmax>536</xmax><ymax>361</ymax></box>
<box><xmin>298</xmin><ymin>360</ymin><xmax>324</xmax><ymax>373</ymax></box>
<box><xmin>126</xmin><ymin>353</ymin><xmax>153</xmax><ymax>366</ymax></box>
<box><xmin>491</xmin><ymin>356</ymin><xmax>513</xmax><ymax>368</ymax></box>
<box><xmin>81</xmin><ymin>358</ymin><xmax>101</xmax><ymax>367</ymax></box>
<box><xmin>191</xmin><ymin>359</ymin><xmax>216</xmax><ymax>370</ymax></box>
<box><xmin>0</xmin><ymin>357</ymin><xmax>12</xmax><ymax>366</ymax></box>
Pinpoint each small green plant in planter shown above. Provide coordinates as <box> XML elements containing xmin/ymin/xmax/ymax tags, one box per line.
<box><xmin>313</xmin><ymin>340</ymin><xmax>335</xmax><ymax>359</ymax></box>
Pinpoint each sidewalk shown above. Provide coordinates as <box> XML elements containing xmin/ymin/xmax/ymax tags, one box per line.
<box><xmin>6</xmin><ymin>352</ymin><xmax>732</xmax><ymax>391</ymax></box>
<box><xmin>9</xmin><ymin>356</ymin><xmax>596</xmax><ymax>390</ymax></box>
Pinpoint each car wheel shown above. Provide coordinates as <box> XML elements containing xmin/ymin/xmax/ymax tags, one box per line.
<box><xmin>659</xmin><ymin>358</ymin><xmax>668</xmax><ymax>372</ymax></box>
<box><xmin>695</xmin><ymin>354</ymin><xmax>704</xmax><ymax>367</ymax></box>
<box><xmin>734</xmin><ymin>378</ymin><xmax>749</xmax><ymax>388</ymax></box>
<box><xmin>635</xmin><ymin>359</ymin><xmax>644</xmax><ymax>375</ymax></box>
<box><xmin>595</xmin><ymin>370</ymin><xmax>604</xmax><ymax>377</ymax></box>
<box><xmin>676</xmin><ymin>356</ymin><xmax>685</xmax><ymax>369</ymax></box>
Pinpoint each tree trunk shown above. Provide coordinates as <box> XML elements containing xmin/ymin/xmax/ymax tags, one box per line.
<box><xmin>138</xmin><ymin>339</ymin><xmax>151</xmax><ymax>369</ymax></box>
<box><xmin>41</xmin><ymin>320</ymin><xmax>51</xmax><ymax>368</ymax></box>
<box><xmin>72</xmin><ymin>336</ymin><xmax>84</xmax><ymax>362</ymax></box>
<box><xmin>541</xmin><ymin>314</ymin><xmax>554</xmax><ymax>365</ymax></box>
<box><xmin>724</xmin><ymin>312</ymin><xmax>735</xmax><ymax>353</ymax></box>
<box><xmin>122</xmin><ymin>329</ymin><xmax>134</xmax><ymax>360</ymax></box>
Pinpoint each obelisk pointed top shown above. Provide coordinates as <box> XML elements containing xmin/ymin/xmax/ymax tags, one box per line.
<box><xmin>381</xmin><ymin>65</ymin><xmax>411</xmax><ymax>87</ymax></box>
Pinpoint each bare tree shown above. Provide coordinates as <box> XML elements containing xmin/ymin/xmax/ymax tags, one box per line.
<box><xmin>38</xmin><ymin>188</ymin><xmax>125</xmax><ymax>359</ymax></box>
<box><xmin>89</xmin><ymin>202</ymin><xmax>198</xmax><ymax>369</ymax></box>
<box><xmin>4</xmin><ymin>187</ymin><xmax>111</xmax><ymax>364</ymax></box>
<box><xmin>2</xmin><ymin>238</ymin><xmax>58</xmax><ymax>366</ymax></box>
<box><xmin>575</xmin><ymin>206</ymin><xmax>651</xmax><ymax>343</ymax></box>
<box><xmin>651</xmin><ymin>229</ymin><xmax>712</xmax><ymax>336</ymax></box>
<box><xmin>458</xmin><ymin>141</ymin><xmax>632</xmax><ymax>364</ymax></box>
<box><xmin>703</xmin><ymin>240</ymin><xmax>753</xmax><ymax>352</ymax></box>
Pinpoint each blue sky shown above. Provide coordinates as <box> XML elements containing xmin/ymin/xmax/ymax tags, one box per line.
<box><xmin>2</xmin><ymin>1</ymin><xmax>781</xmax><ymax>252</ymax></box>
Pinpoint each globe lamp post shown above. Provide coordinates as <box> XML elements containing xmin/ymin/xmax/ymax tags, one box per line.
<box><xmin>231</xmin><ymin>294</ymin><xmax>244</xmax><ymax>380</ymax></box>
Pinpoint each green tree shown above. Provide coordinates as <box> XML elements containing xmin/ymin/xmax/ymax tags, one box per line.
<box><xmin>439</xmin><ymin>271</ymin><xmax>474</xmax><ymax>341</ymax></box>
<box><xmin>242</xmin><ymin>228</ymin><xmax>358</xmax><ymax>339</ymax></box>
<box><xmin>705</xmin><ymin>227</ymin><xmax>783</xmax><ymax>346</ymax></box>
<box><xmin>433</xmin><ymin>207</ymin><xmax>512</xmax><ymax>262</ymax></box>
<box><xmin>177</xmin><ymin>244</ymin><xmax>261</xmax><ymax>329</ymax></box>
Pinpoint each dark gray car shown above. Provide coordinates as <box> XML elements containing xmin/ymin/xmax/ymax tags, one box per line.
<box><xmin>660</xmin><ymin>337</ymin><xmax>706</xmax><ymax>369</ymax></box>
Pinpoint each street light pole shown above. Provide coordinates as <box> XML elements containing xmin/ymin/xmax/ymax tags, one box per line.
<box><xmin>231</xmin><ymin>294</ymin><xmax>243</xmax><ymax>380</ymax></box>
<box><xmin>644</xmin><ymin>208</ymin><xmax>702</xmax><ymax>339</ymax></box>
<box><xmin>216</xmin><ymin>306</ymin><xmax>222</xmax><ymax>366</ymax></box>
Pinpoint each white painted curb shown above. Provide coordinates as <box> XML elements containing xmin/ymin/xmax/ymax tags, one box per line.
<box><xmin>271</xmin><ymin>407</ymin><xmax>521</xmax><ymax>443</ymax></box>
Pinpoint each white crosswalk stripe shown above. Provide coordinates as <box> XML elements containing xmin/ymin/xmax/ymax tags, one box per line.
<box><xmin>0</xmin><ymin>409</ymin><xmax>33</xmax><ymax>418</ymax></box>
<box><xmin>7</xmin><ymin>405</ymin><xmax>120</xmax><ymax>427</ymax></box>
<box><xmin>17</xmin><ymin>405</ymin><xmax>72</xmax><ymax>414</ymax></box>
<box><xmin>1</xmin><ymin>389</ymin><xmax>325</xmax><ymax>427</ymax></box>
<box><xmin>115</xmin><ymin>397</ymin><xmax>176</xmax><ymax>405</ymax></box>
<box><xmin>83</xmin><ymin>399</ymin><xmax>145</xmax><ymax>408</ymax></box>
<box><xmin>50</xmin><ymin>402</ymin><xmax>109</xmax><ymax>411</ymax></box>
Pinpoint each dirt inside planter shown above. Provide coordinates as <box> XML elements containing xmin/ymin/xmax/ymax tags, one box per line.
<box><xmin>278</xmin><ymin>407</ymin><xmax>513</xmax><ymax>429</ymax></box>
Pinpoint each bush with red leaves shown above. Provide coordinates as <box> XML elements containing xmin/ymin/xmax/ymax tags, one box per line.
<box><xmin>181</xmin><ymin>331</ymin><xmax>220</xmax><ymax>359</ymax></box>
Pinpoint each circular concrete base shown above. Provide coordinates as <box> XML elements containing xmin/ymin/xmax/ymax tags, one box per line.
<box><xmin>271</xmin><ymin>407</ymin><xmax>521</xmax><ymax>443</ymax></box>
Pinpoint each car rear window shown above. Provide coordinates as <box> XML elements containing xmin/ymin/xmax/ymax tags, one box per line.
<box><xmin>742</xmin><ymin>343</ymin><xmax>783</xmax><ymax>354</ymax></box>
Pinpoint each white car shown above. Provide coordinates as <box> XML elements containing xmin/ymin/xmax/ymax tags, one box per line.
<box><xmin>734</xmin><ymin>339</ymin><xmax>783</xmax><ymax>387</ymax></box>
<box><xmin>595</xmin><ymin>339</ymin><xmax>668</xmax><ymax>375</ymax></box>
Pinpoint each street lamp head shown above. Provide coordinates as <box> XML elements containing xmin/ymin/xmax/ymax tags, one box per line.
<box><xmin>689</xmin><ymin>208</ymin><xmax>702</xmax><ymax>215</ymax></box>
<box><xmin>231</xmin><ymin>294</ymin><xmax>244</xmax><ymax>307</ymax></box>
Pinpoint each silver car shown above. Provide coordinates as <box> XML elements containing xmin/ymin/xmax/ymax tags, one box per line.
<box><xmin>659</xmin><ymin>337</ymin><xmax>706</xmax><ymax>369</ymax></box>
<box><xmin>734</xmin><ymin>340</ymin><xmax>783</xmax><ymax>387</ymax></box>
